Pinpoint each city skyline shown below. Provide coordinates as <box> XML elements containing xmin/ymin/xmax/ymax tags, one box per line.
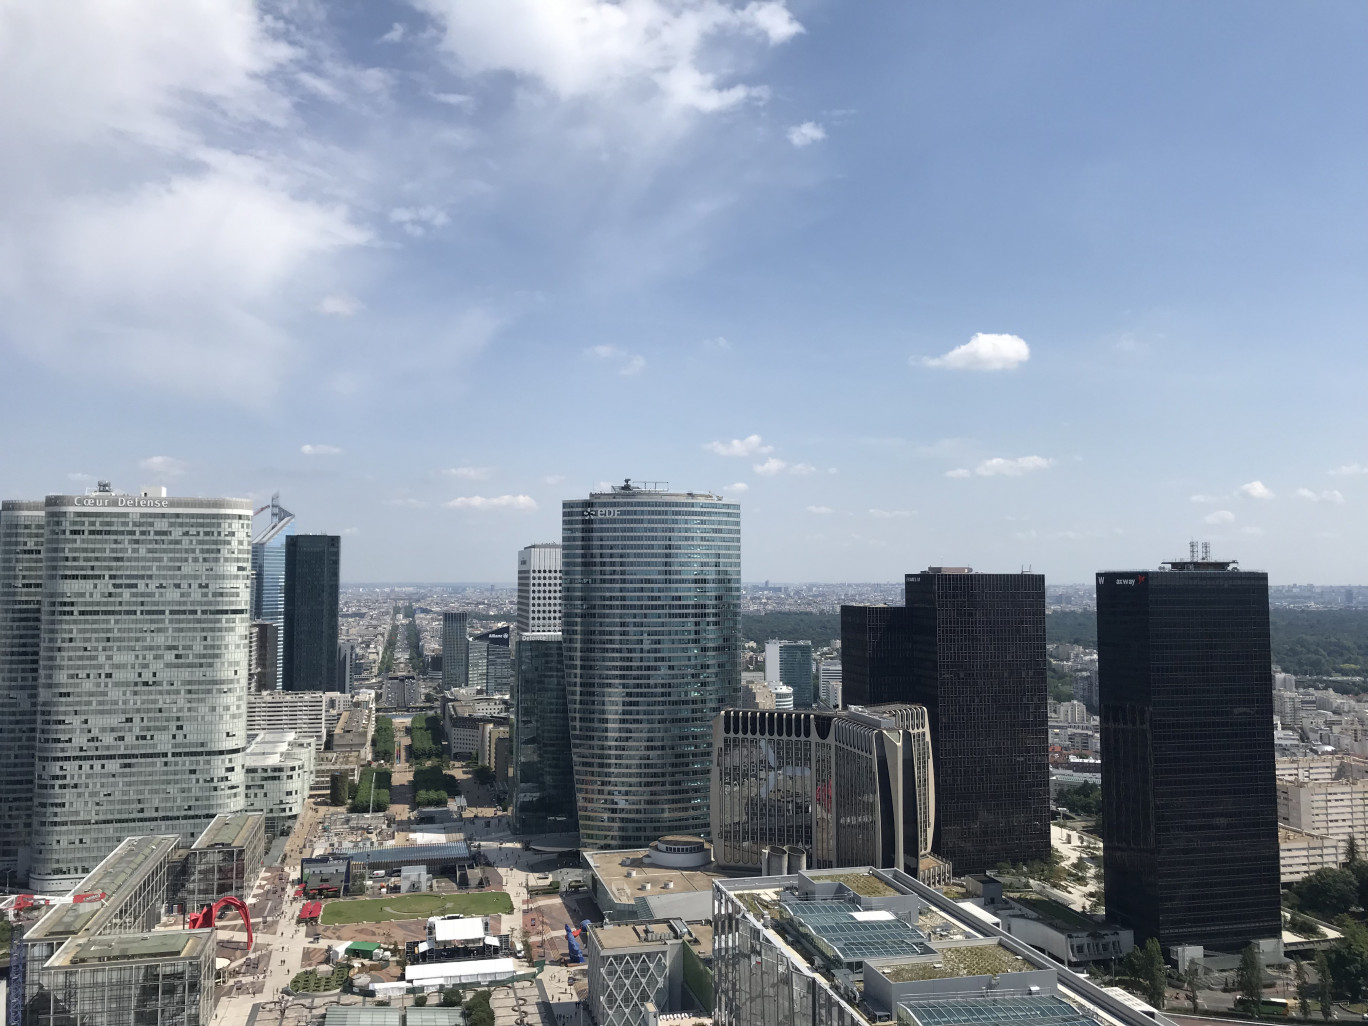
<box><xmin>2</xmin><ymin>4</ymin><xmax>1366</xmax><ymax>584</ymax></box>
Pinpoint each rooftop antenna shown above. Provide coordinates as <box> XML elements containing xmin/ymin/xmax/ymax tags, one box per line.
<box><xmin>1189</xmin><ymin>540</ymin><xmax>1199</xmax><ymax>562</ymax></box>
<box><xmin>1201</xmin><ymin>541</ymin><xmax>1211</xmax><ymax>561</ymax></box>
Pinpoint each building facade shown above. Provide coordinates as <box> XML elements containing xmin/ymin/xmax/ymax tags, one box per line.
<box><xmin>839</xmin><ymin>605</ymin><xmax>913</xmax><ymax>707</ymax></box>
<box><xmin>817</xmin><ymin>659</ymin><xmax>842</xmax><ymax>710</ymax></box>
<box><xmin>243</xmin><ymin>731</ymin><xmax>316</xmax><ymax>837</ymax></box>
<box><xmin>0</xmin><ymin>500</ymin><xmax>43</xmax><ymax>884</ymax></box>
<box><xmin>470</xmin><ymin>625</ymin><xmax>511</xmax><ymax>695</ymax></box>
<box><xmin>1277</xmin><ymin>775</ymin><xmax>1368</xmax><ymax>861</ymax></box>
<box><xmin>249</xmin><ymin>493</ymin><xmax>294</xmax><ymax>691</ymax></box>
<box><xmin>712</xmin><ymin>705</ymin><xmax>934</xmax><ymax>875</ymax></box>
<box><xmin>248</xmin><ymin>620</ymin><xmax>278</xmax><ymax>693</ymax></box>
<box><xmin>765</xmin><ymin>640</ymin><xmax>814</xmax><ymax>709</ymax></box>
<box><xmin>246</xmin><ymin>690</ymin><xmax>327</xmax><ymax>749</ymax></box>
<box><xmin>441</xmin><ymin>611</ymin><xmax>469</xmax><ymax>691</ymax></box>
<box><xmin>904</xmin><ymin>568</ymin><xmax>1049</xmax><ymax>875</ymax></box>
<box><xmin>1098</xmin><ymin>557</ymin><xmax>1282</xmax><ymax>949</ymax></box>
<box><xmin>563</xmin><ymin>482</ymin><xmax>741</xmax><ymax>848</ymax></box>
<box><xmin>28</xmin><ymin>491</ymin><xmax>253</xmax><ymax>890</ymax></box>
<box><xmin>517</xmin><ymin>543</ymin><xmax>562</xmax><ymax>633</ymax></box>
<box><xmin>511</xmin><ymin>631</ymin><xmax>577</xmax><ymax>832</ymax></box>
<box><xmin>282</xmin><ymin>533</ymin><xmax>340</xmax><ymax>691</ymax></box>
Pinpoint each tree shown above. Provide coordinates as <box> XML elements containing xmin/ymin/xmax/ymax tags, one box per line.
<box><xmin>1237</xmin><ymin>944</ymin><xmax>1264</xmax><ymax>1012</ymax></box>
<box><xmin>440</xmin><ymin>990</ymin><xmax>461</xmax><ymax>1007</ymax></box>
<box><xmin>329</xmin><ymin>773</ymin><xmax>347</xmax><ymax>807</ymax></box>
<box><xmin>413</xmin><ymin>995</ymin><xmax>427</xmax><ymax>1007</ymax></box>
<box><xmin>1347</xmin><ymin>835</ymin><xmax>1361</xmax><ymax>866</ymax></box>
<box><xmin>1184</xmin><ymin>959</ymin><xmax>1201</xmax><ymax>1015</ymax></box>
<box><xmin>1291</xmin><ymin>868</ymin><xmax>1359</xmax><ymax>920</ymax></box>
<box><xmin>464</xmin><ymin>989</ymin><xmax>495</xmax><ymax>1026</ymax></box>
<box><xmin>1296</xmin><ymin>958</ymin><xmax>1312</xmax><ymax>1019</ymax></box>
<box><xmin>473</xmin><ymin>765</ymin><xmax>496</xmax><ymax>786</ymax></box>
<box><xmin>1327</xmin><ymin>920</ymin><xmax>1368</xmax><ymax>1003</ymax></box>
<box><xmin>1316</xmin><ymin>947</ymin><xmax>1334</xmax><ymax>1020</ymax></box>
<box><xmin>1142</xmin><ymin>938</ymin><xmax>1167</xmax><ymax>1010</ymax></box>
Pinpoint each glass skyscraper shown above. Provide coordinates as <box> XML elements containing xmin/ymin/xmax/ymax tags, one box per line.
<box><xmin>839</xmin><ymin>604</ymin><xmax>913</xmax><ymax>707</ymax></box>
<box><xmin>282</xmin><ymin>534</ymin><xmax>340</xmax><ymax>692</ymax></box>
<box><xmin>511</xmin><ymin>631</ymin><xmax>577</xmax><ymax>833</ymax></box>
<box><xmin>563</xmin><ymin>481</ymin><xmax>741</xmax><ymax>849</ymax></box>
<box><xmin>441</xmin><ymin>610</ymin><xmax>469</xmax><ymax>690</ymax></box>
<box><xmin>764</xmin><ymin>639</ymin><xmax>814</xmax><ymax>708</ymax></box>
<box><xmin>0</xmin><ymin>500</ymin><xmax>44</xmax><ymax>884</ymax></box>
<box><xmin>249</xmin><ymin>493</ymin><xmax>294</xmax><ymax>691</ymax></box>
<box><xmin>1098</xmin><ymin>556</ymin><xmax>1281</xmax><ymax>949</ymax></box>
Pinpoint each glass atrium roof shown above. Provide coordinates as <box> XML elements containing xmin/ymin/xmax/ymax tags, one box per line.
<box><xmin>779</xmin><ymin>898</ymin><xmax>936</xmax><ymax>963</ymax></box>
<box><xmin>900</xmin><ymin>995</ymin><xmax>1102</xmax><ymax>1026</ymax></box>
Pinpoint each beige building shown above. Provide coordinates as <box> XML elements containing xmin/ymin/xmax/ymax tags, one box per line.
<box><xmin>1279</xmin><ymin>825</ymin><xmax>1342</xmax><ymax>884</ymax></box>
<box><xmin>1277</xmin><ymin>765</ymin><xmax>1368</xmax><ymax>860</ymax></box>
<box><xmin>247</xmin><ymin>690</ymin><xmax>328</xmax><ymax>748</ymax></box>
<box><xmin>244</xmin><ymin>731</ymin><xmax>316</xmax><ymax>836</ymax></box>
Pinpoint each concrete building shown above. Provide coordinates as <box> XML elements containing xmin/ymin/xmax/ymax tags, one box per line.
<box><xmin>1280</xmin><ymin>825</ymin><xmax>1342</xmax><ymax>884</ymax></box>
<box><xmin>250</xmin><ymin>492</ymin><xmax>294</xmax><ymax>691</ymax></box>
<box><xmin>765</xmin><ymin>640</ymin><xmax>814</xmax><ymax>708</ymax></box>
<box><xmin>441</xmin><ymin>611</ymin><xmax>469</xmax><ymax>691</ymax></box>
<box><xmin>1278</xmin><ymin>772</ymin><xmax>1368</xmax><ymax>861</ymax></box>
<box><xmin>247</xmin><ymin>689</ymin><xmax>328</xmax><ymax>749</ymax></box>
<box><xmin>740</xmin><ymin>679</ymin><xmax>776</xmax><ymax>710</ymax></box>
<box><xmin>587</xmin><ymin>919</ymin><xmax>714</xmax><ymax>1026</ymax></box>
<box><xmin>962</xmin><ymin>881</ymin><xmax>1133</xmax><ymax>965</ymax></box>
<box><xmin>770</xmin><ymin>683</ymin><xmax>794</xmax><ymax>709</ymax></box>
<box><xmin>563</xmin><ymin>481</ymin><xmax>741</xmax><ymax>848</ymax></box>
<box><xmin>26</xmin><ymin>488</ymin><xmax>253</xmax><ymax>890</ymax></box>
<box><xmin>0</xmin><ymin>499</ymin><xmax>44</xmax><ymax>884</ymax></box>
<box><xmin>818</xmin><ymin>659</ymin><xmax>842</xmax><ymax>710</ymax></box>
<box><xmin>179</xmin><ymin>811</ymin><xmax>267</xmax><ymax>910</ymax></box>
<box><xmin>583</xmin><ymin>838</ymin><xmax>730</xmax><ymax>923</ymax></box>
<box><xmin>517</xmin><ymin>542</ymin><xmax>562</xmax><ymax>633</ymax></box>
<box><xmin>712</xmin><ymin>705</ymin><xmax>935</xmax><ymax>878</ymax></box>
<box><xmin>244</xmin><ymin>730</ymin><xmax>316</xmax><ymax>836</ymax></box>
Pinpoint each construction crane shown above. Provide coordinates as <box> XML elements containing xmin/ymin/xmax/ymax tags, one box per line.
<box><xmin>4</xmin><ymin>891</ymin><xmax>107</xmax><ymax>915</ymax></box>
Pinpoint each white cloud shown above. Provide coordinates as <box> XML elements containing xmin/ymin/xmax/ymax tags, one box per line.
<box><xmin>317</xmin><ymin>294</ymin><xmax>363</xmax><ymax>316</ymax></box>
<box><xmin>139</xmin><ymin>455</ymin><xmax>187</xmax><ymax>476</ymax></box>
<box><xmin>870</xmin><ymin>509</ymin><xmax>912</xmax><ymax>519</ymax></box>
<box><xmin>389</xmin><ymin>206</ymin><xmax>450</xmax><ymax>237</ymax></box>
<box><xmin>414</xmin><ymin>0</ymin><xmax>803</xmax><ymax>113</ymax></box>
<box><xmin>442</xmin><ymin>466</ymin><xmax>492</xmax><ymax>480</ymax></box>
<box><xmin>340</xmin><ymin>527</ymin><xmax>360</xmax><ymax>536</ymax></box>
<box><xmin>705</xmin><ymin>434</ymin><xmax>772</xmax><ymax>457</ymax></box>
<box><xmin>1190</xmin><ymin>494</ymin><xmax>1221</xmax><ymax>504</ymax></box>
<box><xmin>973</xmin><ymin>456</ymin><xmax>1053</xmax><ymax>477</ymax></box>
<box><xmin>1241</xmin><ymin>526</ymin><xmax>1264</xmax><ymax>536</ymax></box>
<box><xmin>585</xmin><ymin>344</ymin><xmax>647</xmax><ymax>376</ymax></box>
<box><xmin>385</xmin><ymin>498</ymin><xmax>428</xmax><ymax>508</ymax></box>
<box><xmin>945</xmin><ymin>468</ymin><xmax>971</xmax><ymax>479</ymax></box>
<box><xmin>445</xmin><ymin>494</ymin><xmax>538</xmax><ymax>510</ymax></box>
<box><xmin>301</xmin><ymin>444</ymin><xmax>343</xmax><ymax>456</ymax></box>
<box><xmin>543</xmin><ymin>474</ymin><xmax>566</xmax><ymax>485</ymax></box>
<box><xmin>806</xmin><ymin>505</ymin><xmax>832</xmax><ymax>514</ymax></box>
<box><xmin>724</xmin><ymin>482</ymin><xmax>749</xmax><ymax>493</ymax></box>
<box><xmin>753</xmin><ymin>458</ymin><xmax>787</xmax><ymax>476</ymax></box>
<box><xmin>1296</xmin><ymin>488</ymin><xmax>1345</xmax><ymax>503</ymax></box>
<box><xmin>789</xmin><ymin>463</ymin><xmax>817</xmax><ymax>475</ymax></box>
<box><xmin>1330</xmin><ymin>464</ymin><xmax>1368</xmax><ymax>476</ymax></box>
<box><xmin>67</xmin><ymin>472</ymin><xmax>95</xmax><ymax>482</ymax></box>
<box><xmin>1239</xmin><ymin>480</ymin><xmax>1275</xmax><ymax>500</ymax></box>
<box><xmin>786</xmin><ymin>121</ymin><xmax>826</xmax><ymax>147</ymax></box>
<box><xmin>702</xmin><ymin>336</ymin><xmax>730</xmax><ymax>350</ymax></box>
<box><xmin>1204</xmin><ymin>509</ymin><xmax>1235</xmax><ymax>525</ymax></box>
<box><xmin>923</xmin><ymin>333</ymin><xmax>1030</xmax><ymax>372</ymax></box>
<box><xmin>378</xmin><ymin>22</ymin><xmax>407</xmax><ymax>43</ymax></box>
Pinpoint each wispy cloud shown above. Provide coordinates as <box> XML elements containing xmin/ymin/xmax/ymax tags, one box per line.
<box><xmin>702</xmin><ymin>336</ymin><xmax>730</xmax><ymax>350</ymax></box>
<box><xmin>389</xmin><ymin>206</ymin><xmax>450</xmax><ymax>237</ymax></box>
<box><xmin>1296</xmin><ymin>488</ymin><xmax>1345</xmax><ymax>503</ymax></box>
<box><xmin>317</xmin><ymin>294</ymin><xmax>363</xmax><ymax>316</ymax></box>
<box><xmin>754</xmin><ymin>458</ymin><xmax>787</xmax><ymax>476</ymax></box>
<box><xmin>790</xmin><ymin>463</ymin><xmax>817</xmax><ymax>475</ymax></box>
<box><xmin>806</xmin><ymin>505</ymin><xmax>833</xmax><ymax>514</ymax></box>
<box><xmin>787</xmin><ymin>121</ymin><xmax>826</xmax><ymax>147</ymax></box>
<box><xmin>139</xmin><ymin>456</ymin><xmax>187</xmax><ymax>476</ymax></box>
<box><xmin>1239</xmin><ymin>480</ymin><xmax>1275</xmax><ymax>500</ymax></box>
<box><xmin>543</xmin><ymin>474</ymin><xmax>566</xmax><ymax>485</ymax></box>
<box><xmin>870</xmin><ymin>508</ymin><xmax>912</xmax><ymax>519</ymax></box>
<box><xmin>1190</xmin><ymin>494</ymin><xmax>1221</xmax><ymax>504</ymax></box>
<box><xmin>1331</xmin><ymin>464</ymin><xmax>1368</xmax><ymax>476</ymax></box>
<box><xmin>922</xmin><ymin>333</ymin><xmax>1030</xmax><ymax>372</ymax></box>
<box><xmin>947</xmin><ymin>456</ymin><xmax>1053</xmax><ymax>478</ymax></box>
<box><xmin>301</xmin><ymin>444</ymin><xmax>343</xmax><ymax>456</ymax></box>
<box><xmin>385</xmin><ymin>498</ymin><xmax>429</xmax><ymax>508</ymax></box>
<box><xmin>1204</xmin><ymin>509</ymin><xmax>1235</xmax><ymax>525</ymax></box>
<box><xmin>724</xmin><ymin>482</ymin><xmax>749</xmax><ymax>493</ymax></box>
<box><xmin>445</xmin><ymin>495</ymin><xmax>538</xmax><ymax>510</ymax></box>
<box><xmin>442</xmin><ymin>466</ymin><xmax>492</xmax><ymax>480</ymax></box>
<box><xmin>585</xmin><ymin>345</ymin><xmax>646</xmax><ymax>376</ymax></box>
<box><xmin>704</xmin><ymin>434</ymin><xmax>772</xmax><ymax>457</ymax></box>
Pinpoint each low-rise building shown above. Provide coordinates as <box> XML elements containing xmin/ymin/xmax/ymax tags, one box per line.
<box><xmin>587</xmin><ymin>919</ymin><xmax>714</xmax><ymax>1026</ymax></box>
<box><xmin>584</xmin><ymin>838</ymin><xmax>733</xmax><ymax>923</ymax></box>
<box><xmin>1278</xmin><ymin>772</ymin><xmax>1368</xmax><ymax>860</ymax></box>
<box><xmin>1280</xmin><ymin>825</ymin><xmax>1342</xmax><ymax>884</ymax></box>
<box><xmin>245</xmin><ymin>730</ymin><xmax>317</xmax><ymax>837</ymax></box>
<box><xmin>179</xmin><ymin>812</ymin><xmax>266</xmax><ymax>911</ymax></box>
<box><xmin>247</xmin><ymin>690</ymin><xmax>328</xmax><ymax>749</ymax></box>
<box><xmin>993</xmin><ymin>895</ymin><xmax>1133</xmax><ymax>965</ymax></box>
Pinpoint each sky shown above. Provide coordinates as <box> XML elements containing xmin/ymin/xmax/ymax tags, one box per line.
<box><xmin>1</xmin><ymin>1</ymin><xmax>1366</xmax><ymax>584</ymax></box>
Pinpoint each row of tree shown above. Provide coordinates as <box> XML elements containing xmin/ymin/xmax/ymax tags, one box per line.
<box><xmin>410</xmin><ymin>713</ymin><xmax>443</xmax><ymax>762</ymax></box>
<box><xmin>371</xmin><ymin>715</ymin><xmax>395</xmax><ymax>762</ymax></box>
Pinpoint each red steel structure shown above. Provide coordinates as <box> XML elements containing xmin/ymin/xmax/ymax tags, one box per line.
<box><xmin>186</xmin><ymin>895</ymin><xmax>253</xmax><ymax>951</ymax></box>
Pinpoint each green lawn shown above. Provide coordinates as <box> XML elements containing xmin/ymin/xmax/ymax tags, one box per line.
<box><xmin>319</xmin><ymin>891</ymin><xmax>513</xmax><ymax>925</ymax></box>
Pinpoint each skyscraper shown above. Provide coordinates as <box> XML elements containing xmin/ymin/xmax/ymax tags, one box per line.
<box><xmin>441</xmin><ymin>610</ymin><xmax>469</xmax><ymax>690</ymax></box>
<box><xmin>248</xmin><ymin>621</ymin><xmax>278</xmax><ymax>692</ymax></box>
<box><xmin>563</xmin><ymin>480</ymin><xmax>741</xmax><ymax>848</ymax></box>
<box><xmin>517</xmin><ymin>543</ymin><xmax>562</xmax><ymax>633</ymax></box>
<box><xmin>470</xmin><ymin>625</ymin><xmax>511</xmax><ymax>695</ymax></box>
<box><xmin>249</xmin><ymin>493</ymin><xmax>294</xmax><ymax>690</ymax></box>
<box><xmin>511</xmin><ymin>630</ymin><xmax>576</xmax><ymax>833</ymax></box>
<box><xmin>839</xmin><ymin>604</ymin><xmax>913</xmax><ymax>706</ymax></box>
<box><xmin>282</xmin><ymin>534</ymin><xmax>340</xmax><ymax>692</ymax></box>
<box><xmin>764</xmin><ymin>639</ymin><xmax>814</xmax><ymax>708</ymax></box>
<box><xmin>1098</xmin><ymin>555</ymin><xmax>1281</xmax><ymax>949</ymax></box>
<box><xmin>28</xmin><ymin>488</ymin><xmax>252</xmax><ymax>890</ymax></box>
<box><xmin>0</xmin><ymin>499</ymin><xmax>44</xmax><ymax>884</ymax></box>
<box><xmin>904</xmin><ymin>567</ymin><xmax>1049</xmax><ymax>875</ymax></box>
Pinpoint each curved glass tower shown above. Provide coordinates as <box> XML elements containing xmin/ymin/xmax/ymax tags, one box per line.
<box><xmin>563</xmin><ymin>481</ymin><xmax>740</xmax><ymax>848</ymax></box>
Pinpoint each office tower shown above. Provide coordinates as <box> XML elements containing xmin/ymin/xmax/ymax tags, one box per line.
<box><xmin>442</xmin><ymin>611</ymin><xmax>469</xmax><ymax>690</ymax></box>
<box><xmin>250</xmin><ymin>493</ymin><xmax>294</xmax><ymax>690</ymax></box>
<box><xmin>563</xmin><ymin>481</ymin><xmax>741</xmax><ymax>848</ymax></box>
<box><xmin>712</xmin><ymin>704</ymin><xmax>934</xmax><ymax>874</ymax></box>
<box><xmin>470</xmin><ymin>625</ymin><xmax>511</xmax><ymax>695</ymax></box>
<box><xmin>517</xmin><ymin>542</ymin><xmax>562</xmax><ymax>633</ymax></box>
<box><xmin>282</xmin><ymin>534</ymin><xmax>340</xmax><ymax>692</ymax></box>
<box><xmin>248</xmin><ymin>621</ymin><xmax>277</xmax><ymax>692</ymax></box>
<box><xmin>511</xmin><ymin>631</ymin><xmax>577</xmax><ymax>832</ymax></box>
<box><xmin>1098</xmin><ymin>554</ymin><xmax>1281</xmax><ymax>949</ymax></box>
<box><xmin>817</xmin><ymin>659</ymin><xmax>842</xmax><ymax>709</ymax></box>
<box><xmin>839</xmin><ymin>605</ymin><xmax>913</xmax><ymax>706</ymax></box>
<box><xmin>337</xmin><ymin>641</ymin><xmax>355</xmax><ymax>693</ymax></box>
<box><xmin>28</xmin><ymin>488</ymin><xmax>252</xmax><ymax>890</ymax></box>
<box><xmin>765</xmin><ymin>639</ymin><xmax>813</xmax><ymax>708</ymax></box>
<box><xmin>0</xmin><ymin>499</ymin><xmax>44</xmax><ymax>884</ymax></box>
<box><xmin>904</xmin><ymin>567</ymin><xmax>1049</xmax><ymax>875</ymax></box>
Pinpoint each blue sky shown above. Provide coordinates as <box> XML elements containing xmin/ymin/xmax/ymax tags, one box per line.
<box><xmin>2</xmin><ymin>1</ymin><xmax>1366</xmax><ymax>583</ymax></box>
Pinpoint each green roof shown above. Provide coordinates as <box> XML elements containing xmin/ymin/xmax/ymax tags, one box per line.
<box><xmin>347</xmin><ymin>942</ymin><xmax>382</xmax><ymax>953</ymax></box>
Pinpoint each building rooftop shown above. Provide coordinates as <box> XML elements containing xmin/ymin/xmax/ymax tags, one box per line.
<box><xmin>876</xmin><ymin>940</ymin><xmax>1031</xmax><ymax>981</ymax></box>
<box><xmin>900</xmin><ymin>996</ymin><xmax>1103</xmax><ymax>1026</ymax></box>
<box><xmin>592</xmin><ymin>919</ymin><xmax>713</xmax><ymax>953</ymax></box>
<box><xmin>50</xmin><ymin>929</ymin><xmax>214</xmax><ymax>967</ymax></box>
<box><xmin>193</xmin><ymin>812</ymin><xmax>264</xmax><ymax>850</ymax></box>
<box><xmin>781</xmin><ymin>898</ymin><xmax>936</xmax><ymax>964</ymax></box>
<box><xmin>26</xmin><ymin>835</ymin><xmax>181</xmax><ymax>942</ymax></box>
<box><xmin>811</xmin><ymin>871</ymin><xmax>900</xmax><ymax>897</ymax></box>
<box><xmin>346</xmin><ymin>842</ymin><xmax>471</xmax><ymax>865</ymax></box>
<box><xmin>584</xmin><ymin>848</ymin><xmax>732</xmax><ymax>908</ymax></box>
<box><xmin>1005</xmin><ymin>896</ymin><xmax>1099</xmax><ymax>933</ymax></box>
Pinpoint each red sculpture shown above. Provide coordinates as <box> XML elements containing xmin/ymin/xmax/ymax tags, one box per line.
<box><xmin>187</xmin><ymin>895</ymin><xmax>253</xmax><ymax>951</ymax></box>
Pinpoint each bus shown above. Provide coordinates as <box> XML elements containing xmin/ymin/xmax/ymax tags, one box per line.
<box><xmin>1234</xmin><ymin>996</ymin><xmax>1290</xmax><ymax>1018</ymax></box>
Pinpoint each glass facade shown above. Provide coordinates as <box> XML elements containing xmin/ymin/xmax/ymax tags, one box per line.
<box><xmin>0</xmin><ymin>500</ymin><xmax>44</xmax><ymax>884</ymax></box>
<box><xmin>511</xmin><ymin>632</ymin><xmax>577</xmax><ymax>832</ymax></box>
<box><xmin>1098</xmin><ymin>564</ymin><xmax>1281</xmax><ymax>949</ymax></box>
<box><xmin>563</xmin><ymin>484</ymin><xmax>741</xmax><ymax>848</ymax></box>
<box><xmin>249</xmin><ymin>495</ymin><xmax>293</xmax><ymax>691</ymax></box>
<box><xmin>282</xmin><ymin>534</ymin><xmax>340</xmax><ymax>692</ymax></box>
<box><xmin>839</xmin><ymin>605</ymin><xmax>914</xmax><ymax>707</ymax></box>
<box><xmin>765</xmin><ymin>640</ymin><xmax>814</xmax><ymax>708</ymax></box>
<box><xmin>29</xmin><ymin>496</ymin><xmax>252</xmax><ymax>891</ymax></box>
<box><xmin>904</xmin><ymin>570</ymin><xmax>1049</xmax><ymax>875</ymax></box>
<box><xmin>470</xmin><ymin>626</ymin><xmax>511</xmax><ymax>695</ymax></box>
<box><xmin>441</xmin><ymin>611</ymin><xmax>469</xmax><ymax>690</ymax></box>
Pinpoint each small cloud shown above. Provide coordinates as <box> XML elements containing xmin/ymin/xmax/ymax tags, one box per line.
<box><xmin>584</xmin><ymin>345</ymin><xmax>646</xmax><ymax>376</ymax></box>
<box><xmin>445</xmin><ymin>495</ymin><xmax>538</xmax><ymax>511</ymax></box>
<box><xmin>67</xmin><ymin>472</ymin><xmax>94</xmax><ymax>482</ymax></box>
<box><xmin>1330</xmin><ymin>464</ymin><xmax>1368</xmax><ymax>476</ymax></box>
<box><xmin>431</xmin><ymin>92</ymin><xmax>474</xmax><ymax>107</ymax></box>
<box><xmin>543</xmin><ymin>474</ymin><xmax>566</xmax><ymax>485</ymax></box>
<box><xmin>945</xmin><ymin>468</ymin><xmax>972</xmax><ymax>479</ymax></box>
<box><xmin>378</xmin><ymin>22</ymin><xmax>406</xmax><ymax>43</ymax></box>
<box><xmin>341</xmin><ymin>527</ymin><xmax>360</xmax><ymax>536</ymax></box>
<box><xmin>1296</xmin><ymin>488</ymin><xmax>1345</xmax><ymax>504</ymax></box>
<box><xmin>870</xmin><ymin>509</ymin><xmax>912</xmax><ymax>519</ymax></box>
<box><xmin>1204</xmin><ymin>510</ymin><xmax>1235</xmax><ymax>525</ymax></box>
<box><xmin>1241</xmin><ymin>525</ymin><xmax>1264</xmax><ymax>536</ymax></box>
<box><xmin>385</xmin><ymin>498</ymin><xmax>428</xmax><ymax>508</ymax></box>
<box><xmin>389</xmin><ymin>206</ymin><xmax>450</xmax><ymax>237</ymax></box>
<box><xmin>754</xmin><ymin>458</ymin><xmax>787</xmax><ymax>476</ymax></box>
<box><xmin>923</xmin><ymin>333</ymin><xmax>1030</xmax><ymax>372</ymax></box>
<box><xmin>442</xmin><ymin>466</ymin><xmax>492</xmax><ymax>480</ymax></box>
<box><xmin>317</xmin><ymin>294</ymin><xmax>363</xmax><ymax>317</ymax></box>
<box><xmin>301</xmin><ymin>444</ymin><xmax>343</xmax><ymax>456</ymax></box>
<box><xmin>704</xmin><ymin>434</ymin><xmax>772</xmax><ymax>457</ymax></box>
<box><xmin>787</xmin><ymin>121</ymin><xmax>826</xmax><ymax>147</ymax></box>
<box><xmin>702</xmin><ymin>336</ymin><xmax>730</xmax><ymax>350</ymax></box>
<box><xmin>139</xmin><ymin>456</ymin><xmax>187</xmax><ymax>476</ymax></box>
<box><xmin>789</xmin><ymin>463</ymin><xmax>817</xmax><ymax>475</ymax></box>
<box><xmin>725</xmin><ymin>482</ymin><xmax>749</xmax><ymax>493</ymax></box>
<box><xmin>973</xmin><ymin>456</ymin><xmax>1052</xmax><ymax>477</ymax></box>
<box><xmin>1239</xmin><ymin>480</ymin><xmax>1275</xmax><ymax>500</ymax></box>
<box><xmin>1190</xmin><ymin>494</ymin><xmax>1221</xmax><ymax>504</ymax></box>
<box><xmin>806</xmin><ymin>505</ymin><xmax>833</xmax><ymax>514</ymax></box>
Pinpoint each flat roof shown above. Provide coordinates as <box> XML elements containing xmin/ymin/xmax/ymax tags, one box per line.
<box><xmin>782</xmin><ymin>898</ymin><xmax>936</xmax><ymax>963</ymax></box>
<box><xmin>584</xmin><ymin>848</ymin><xmax>732</xmax><ymax>907</ymax></box>
<box><xmin>26</xmin><ymin>835</ymin><xmax>181</xmax><ymax>942</ymax></box>
<box><xmin>431</xmin><ymin>916</ymin><xmax>485</xmax><ymax>942</ymax></box>
<box><xmin>875</xmin><ymin>940</ymin><xmax>1030</xmax><ymax>981</ymax></box>
<box><xmin>345</xmin><ymin>842</ymin><xmax>471</xmax><ymax>864</ymax></box>
<box><xmin>49</xmin><ymin>929</ymin><xmax>214</xmax><ymax>967</ymax></box>
<box><xmin>193</xmin><ymin>812</ymin><xmax>264</xmax><ymax>850</ymax></box>
<box><xmin>404</xmin><ymin>957</ymin><xmax>516</xmax><ymax>984</ymax></box>
<box><xmin>900</xmin><ymin>995</ymin><xmax>1102</xmax><ymax>1026</ymax></box>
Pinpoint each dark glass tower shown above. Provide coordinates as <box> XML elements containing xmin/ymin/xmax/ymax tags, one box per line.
<box><xmin>441</xmin><ymin>611</ymin><xmax>469</xmax><ymax>690</ymax></box>
<box><xmin>282</xmin><ymin>534</ymin><xmax>340</xmax><ymax>692</ymax></box>
<box><xmin>904</xmin><ymin>568</ymin><xmax>1049</xmax><ymax>875</ymax></box>
<box><xmin>511</xmin><ymin>631</ymin><xmax>577</xmax><ymax>833</ymax></box>
<box><xmin>839</xmin><ymin>605</ymin><xmax>913</xmax><ymax>706</ymax></box>
<box><xmin>1098</xmin><ymin>557</ymin><xmax>1281</xmax><ymax>950</ymax></box>
<box><xmin>0</xmin><ymin>500</ymin><xmax>44</xmax><ymax>884</ymax></box>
